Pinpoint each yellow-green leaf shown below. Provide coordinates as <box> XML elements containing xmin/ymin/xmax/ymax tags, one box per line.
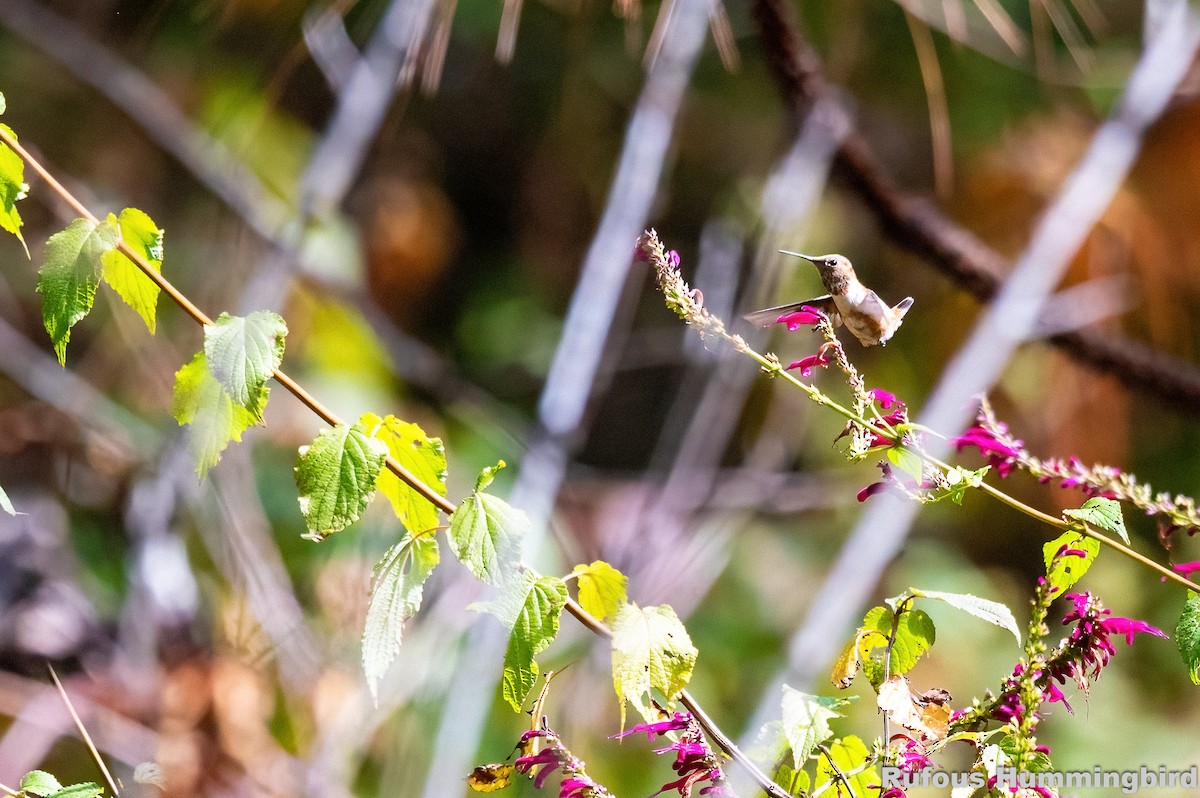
<box><xmin>1043</xmin><ymin>530</ymin><xmax>1099</xmax><ymax>594</ymax></box>
<box><xmin>448</xmin><ymin>487</ymin><xmax>528</xmax><ymax>585</ymax></box>
<box><xmin>0</xmin><ymin>123</ymin><xmax>29</xmax><ymax>257</ymax></box>
<box><xmin>361</xmin><ymin>412</ymin><xmax>447</xmax><ymax>535</ymax></box>
<box><xmin>814</xmin><ymin>736</ymin><xmax>877</xmax><ymax>797</ymax></box>
<box><xmin>573</xmin><ymin>560</ymin><xmax>627</xmax><ymax>622</ymax></box>
<box><xmin>100</xmin><ymin>208</ymin><xmax>162</xmax><ymax>333</ymax></box>
<box><xmin>172</xmin><ymin>351</ymin><xmax>267</xmax><ymax>477</ymax></box>
<box><xmin>611</xmin><ymin>603</ymin><xmax>697</xmax><ymax>727</ymax></box>
<box><xmin>780</xmin><ymin>686</ymin><xmax>850</xmax><ymax>768</ymax></box>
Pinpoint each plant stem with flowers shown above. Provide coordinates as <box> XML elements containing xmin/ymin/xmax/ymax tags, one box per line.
<box><xmin>641</xmin><ymin>228</ymin><xmax>1200</xmax><ymax>796</ymax></box>
<box><xmin>638</xmin><ymin>229</ymin><xmax>1200</xmax><ymax>594</ymax></box>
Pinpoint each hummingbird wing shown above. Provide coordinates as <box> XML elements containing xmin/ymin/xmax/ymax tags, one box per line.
<box><xmin>742</xmin><ymin>295</ymin><xmax>837</xmax><ymax>327</ymax></box>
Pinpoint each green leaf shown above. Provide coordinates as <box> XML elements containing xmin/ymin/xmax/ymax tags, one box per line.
<box><xmin>859</xmin><ymin>605</ymin><xmax>935</xmax><ymax>687</ymax></box>
<box><xmin>99</xmin><ymin>208</ymin><xmax>162</xmax><ymax>333</ymax></box>
<box><xmin>814</xmin><ymin>735</ymin><xmax>877</xmax><ymax>797</ymax></box>
<box><xmin>611</xmin><ymin>603</ymin><xmax>698</xmax><ymax>727</ymax></box>
<box><xmin>20</xmin><ymin>770</ymin><xmax>63</xmax><ymax>797</ymax></box>
<box><xmin>1176</xmin><ymin>593</ymin><xmax>1200</xmax><ymax>685</ymax></box>
<box><xmin>47</xmin><ymin>784</ymin><xmax>104</xmax><ymax>798</ymax></box>
<box><xmin>203</xmin><ymin>311</ymin><xmax>287</xmax><ymax>407</ymax></box>
<box><xmin>0</xmin><ymin>123</ymin><xmax>29</xmax><ymax>256</ymax></box>
<box><xmin>474</xmin><ymin>460</ymin><xmax>506</xmax><ymax>492</ymax></box>
<box><xmin>362</xmin><ymin>533</ymin><xmax>440</xmax><ymax>701</ymax></box>
<box><xmin>886</xmin><ymin>445</ymin><xmax>923</xmax><ymax>481</ymax></box>
<box><xmin>909</xmin><ymin>587</ymin><xmax>1021</xmax><ymax>644</ymax></box>
<box><xmin>1063</xmin><ymin>497</ymin><xmax>1129</xmax><ymax>544</ymax></box>
<box><xmin>361</xmin><ymin>412</ymin><xmax>447</xmax><ymax>535</ymax></box>
<box><xmin>573</xmin><ymin>560</ymin><xmax>627</xmax><ymax>622</ymax></box>
<box><xmin>295</xmin><ymin>422</ymin><xmax>388</xmax><ymax>538</ymax></box>
<box><xmin>478</xmin><ymin>571</ymin><xmax>569</xmax><ymax>711</ymax></box>
<box><xmin>779</xmin><ymin>686</ymin><xmax>849</xmax><ymax>768</ymax></box>
<box><xmin>448</xmin><ymin>490</ymin><xmax>529</xmax><ymax>585</ymax></box>
<box><xmin>1043</xmin><ymin>530</ymin><xmax>1100</xmax><ymax>594</ymax></box>
<box><xmin>172</xmin><ymin>352</ymin><xmax>267</xmax><ymax>477</ymax></box>
<box><xmin>37</xmin><ymin>218</ymin><xmax>117</xmax><ymax>364</ymax></box>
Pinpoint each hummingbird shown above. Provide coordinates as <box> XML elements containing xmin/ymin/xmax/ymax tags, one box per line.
<box><xmin>743</xmin><ymin>251</ymin><xmax>914</xmax><ymax>347</ymax></box>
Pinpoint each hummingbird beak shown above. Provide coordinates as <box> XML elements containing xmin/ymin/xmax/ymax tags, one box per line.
<box><xmin>778</xmin><ymin>249</ymin><xmax>820</xmax><ymax>264</ymax></box>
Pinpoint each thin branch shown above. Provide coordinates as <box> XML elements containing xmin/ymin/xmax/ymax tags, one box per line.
<box><xmin>47</xmin><ymin>665</ymin><xmax>121</xmax><ymax>797</ymax></box>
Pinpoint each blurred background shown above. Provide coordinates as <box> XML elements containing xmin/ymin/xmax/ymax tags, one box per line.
<box><xmin>0</xmin><ymin>0</ymin><xmax>1199</xmax><ymax>795</ymax></box>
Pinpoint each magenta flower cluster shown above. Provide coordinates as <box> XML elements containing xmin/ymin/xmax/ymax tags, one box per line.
<box><xmin>613</xmin><ymin>712</ymin><xmax>732</xmax><ymax>797</ymax></box>
<box><xmin>514</xmin><ymin>728</ymin><xmax>613</xmax><ymax>798</ymax></box>
<box><xmin>991</xmin><ymin>591</ymin><xmax>1165</xmax><ymax>723</ymax></box>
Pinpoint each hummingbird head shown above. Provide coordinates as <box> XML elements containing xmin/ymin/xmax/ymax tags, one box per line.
<box><xmin>780</xmin><ymin>250</ymin><xmax>855</xmax><ymax>296</ymax></box>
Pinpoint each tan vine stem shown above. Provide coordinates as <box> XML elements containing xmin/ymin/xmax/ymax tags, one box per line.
<box><xmin>0</xmin><ymin>128</ymin><xmax>789</xmax><ymax>798</ymax></box>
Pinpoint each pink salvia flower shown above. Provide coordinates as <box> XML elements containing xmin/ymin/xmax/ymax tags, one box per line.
<box><xmin>868</xmin><ymin>388</ymin><xmax>900</xmax><ymax>409</ymax></box>
<box><xmin>1099</xmin><ymin>616</ymin><xmax>1168</xmax><ymax>646</ymax></box>
<box><xmin>786</xmin><ymin>341</ymin><xmax>836</xmax><ymax>376</ymax></box>
<box><xmin>776</xmin><ymin>307</ymin><xmax>825</xmax><ymax>330</ymax></box>
<box><xmin>858</xmin><ymin>480</ymin><xmax>891</xmax><ymax>502</ymax></box>
<box><xmin>1173</xmin><ymin>561</ymin><xmax>1200</xmax><ymax>577</ymax></box>
<box><xmin>612</xmin><ymin>712</ymin><xmax>691</xmax><ymax>741</ymax></box>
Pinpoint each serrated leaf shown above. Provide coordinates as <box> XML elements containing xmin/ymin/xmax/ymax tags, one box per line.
<box><xmin>295</xmin><ymin>422</ymin><xmax>387</xmax><ymax>537</ymax></box>
<box><xmin>448</xmin><ymin>490</ymin><xmax>528</xmax><ymax>585</ymax></box>
<box><xmin>99</xmin><ymin>208</ymin><xmax>162</xmax><ymax>333</ymax></box>
<box><xmin>362</xmin><ymin>533</ymin><xmax>440</xmax><ymax>701</ymax></box>
<box><xmin>0</xmin><ymin>483</ymin><xmax>14</xmax><ymax>515</ymax></box>
<box><xmin>910</xmin><ymin>588</ymin><xmax>1021</xmax><ymax>644</ymax></box>
<box><xmin>47</xmin><ymin>784</ymin><xmax>104</xmax><ymax>798</ymax></box>
<box><xmin>478</xmin><ymin>571</ymin><xmax>568</xmax><ymax>711</ymax></box>
<box><xmin>814</xmin><ymin>736</ymin><xmax>877</xmax><ymax>798</ymax></box>
<box><xmin>1176</xmin><ymin>593</ymin><xmax>1200</xmax><ymax>685</ymax></box>
<box><xmin>38</xmin><ymin>218</ymin><xmax>117</xmax><ymax>364</ymax></box>
<box><xmin>20</xmin><ymin>770</ymin><xmax>63</xmax><ymax>797</ymax></box>
<box><xmin>361</xmin><ymin>412</ymin><xmax>447</xmax><ymax>535</ymax></box>
<box><xmin>780</xmin><ymin>686</ymin><xmax>849</xmax><ymax>769</ymax></box>
<box><xmin>1063</xmin><ymin>497</ymin><xmax>1129</xmax><ymax>544</ymax></box>
<box><xmin>886</xmin><ymin>445</ymin><xmax>923</xmax><ymax>481</ymax></box>
<box><xmin>0</xmin><ymin>123</ymin><xmax>29</xmax><ymax>256</ymax></box>
<box><xmin>573</xmin><ymin>560</ymin><xmax>627</xmax><ymax>622</ymax></box>
<box><xmin>611</xmin><ymin>603</ymin><xmax>698</xmax><ymax>728</ymax></box>
<box><xmin>859</xmin><ymin>605</ymin><xmax>935</xmax><ymax>687</ymax></box>
<box><xmin>204</xmin><ymin>311</ymin><xmax>287</xmax><ymax>407</ymax></box>
<box><xmin>172</xmin><ymin>351</ymin><xmax>267</xmax><ymax>477</ymax></box>
<box><xmin>1043</xmin><ymin>530</ymin><xmax>1099</xmax><ymax>594</ymax></box>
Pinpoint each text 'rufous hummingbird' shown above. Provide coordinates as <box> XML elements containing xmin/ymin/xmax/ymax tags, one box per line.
<box><xmin>744</xmin><ymin>251</ymin><xmax>914</xmax><ymax>347</ymax></box>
